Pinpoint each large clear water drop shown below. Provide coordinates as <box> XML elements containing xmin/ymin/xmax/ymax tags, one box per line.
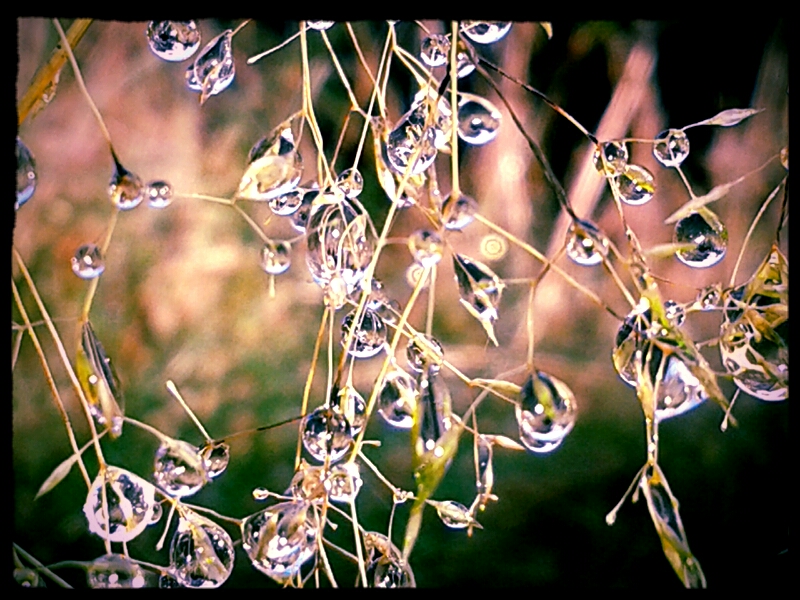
<box><xmin>341</xmin><ymin>308</ymin><xmax>387</xmax><ymax>359</ymax></box>
<box><xmin>72</xmin><ymin>244</ymin><xmax>106</xmax><ymax>279</ymax></box>
<box><xmin>379</xmin><ymin>369</ymin><xmax>418</xmax><ymax>429</ymax></box>
<box><xmin>109</xmin><ymin>156</ymin><xmax>144</xmax><ymax>211</ymax></box>
<box><xmin>565</xmin><ymin>218</ymin><xmax>609</xmax><ymax>266</ymax></box>
<box><xmin>302</xmin><ymin>406</ymin><xmax>353</xmax><ymax>463</ymax></box>
<box><xmin>515</xmin><ymin>370</ymin><xmax>577</xmax><ymax>452</ymax></box>
<box><xmin>457</xmin><ymin>93</ymin><xmax>502</xmax><ymax>145</ymax></box>
<box><xmin>190</xmin><ymin>29</ymin><xmax>235</xmax><ymax>104</ymax></box>
<box><xmin>146</xmin><ymin>21</ymin><xmax>201</xmax><ymax>62</ymax></box>
<box><xmin>260</xmin><ymin>240</ymin><xmax>292</xmax><ymax>275</ymax></box>
<box><xmin>442</xmin><ymin>192</ymin><xmax>477</xmax><ymax>230</ymax></box>
<box><xmin>238</xmin><ymin>123</ymin><xmax>303</xmax><ymax>202</ymax></box>
<box><xmin>453</xmin><ymin>253</ymin><xmax>504</xmax><ymax>344</ymax></box>
<box><xmin>170</xmin><ymin>510</ymin><xmax>234</xmax><ymax>588</ymax></box>
<box><xmin>617</xmin><ymin>164</ymin><xmax>655</xmax><ymax>205</ymax></box>
<box><xmin>83</xmin><ymin>467</ymin><xmax>157</xmax><ymax>543</ymax></box>
<box><xmin>87</xmin><ymin>554</ymin><xmax>148</xmax><ymax>589</ymax></box>
<box><xmin>153</xmin><ymin>437</ymin><xmax>207</xmax><ymax>498</ymax></box>
<box><xmin>674</xmin><ymin>209</ymin><xmax>728</xmax><ymax>268</ymax></box>
<box><xmin>363</xmin><ymin>532</ymin><xmax>415</xmax><ymax>588</ymax></box>
<box><xmin>653</xmin><ymin>128</ymin><xmax>690</xmax><ymax>168</ymax></box>
<box><xmin>420</xmin><ymin>34</ymin><xmax>450</xmax><ymax>67</ymax></box>
<box><xmin>461</xmin><ymin>21</ymin><xmax>512</xmax><ymax>44</ymax></box>
<box><xmin>146</xmin><ymin>180</ymin><xmax>173</xmax><ymax>208</ymax></box>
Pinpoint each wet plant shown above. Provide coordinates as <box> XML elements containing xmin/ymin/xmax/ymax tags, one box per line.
<box><xmin>14</xmin><ymin>19</ymin><xmax>787</xmax><ymax>588</ymax></box>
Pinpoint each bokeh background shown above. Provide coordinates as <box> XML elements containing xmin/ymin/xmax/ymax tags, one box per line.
<box><xmin>14</xmin><ymin>19</ymin><xmax>788</xmax><ymax>588</ymax></box>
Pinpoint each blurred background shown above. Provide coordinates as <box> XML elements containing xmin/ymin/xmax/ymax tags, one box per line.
<box><xmin>14</xmin><ymin>19</ymin><xmax>788</xmax><ymax>588</ymax></box>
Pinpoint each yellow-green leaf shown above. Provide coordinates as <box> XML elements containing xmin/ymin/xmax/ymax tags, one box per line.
<box><xmin>470</xmin><ymin>378</ymin><xmax>521</xmax><ymax>399</ymax></box>
<box><xmin>664</xmin><ymin>184</ymin><xmax>736</xmax><ymax>224</ymax></box>
<box><xmin>687</xmin><ymin>107</ymin><xmax>763</xmax><ymax>129</ymax></box>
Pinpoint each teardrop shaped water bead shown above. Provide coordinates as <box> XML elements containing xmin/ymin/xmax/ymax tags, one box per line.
<box><xmin>306</xmin><ymin>21</ymin><xmax>334</xmax><ymax>31</ymax></box>
<box><xmin>653</xmin><ymin>128</ymin><xmax>690</xmax><ymax>168</ymax></box>
<box><xmin>379</xmin><ymin>369</ymin><xmax>418</xmax><ymax>429</ymax></box>
<box><xmin>289</xmin><ymin>188</ymin><xmax>317</xmax><ymax>232</ymax></box>
<box><xmin>593</xmin><ymin>141</ymin><xmax>629</xmax><ymax>177</ymax></box>
<box><xmin>461</xmin><ymin>21</ymin><xmax>512</xmax><ymax>44</ymax></box>
<box><xmin>306</xmin><ymin>198</ymin><xmax>375</xmax><ymax>294</ymax></box>
<box><xmin>200</xmin><ymin>441</ymin><xmax>230</xmax><ymax>478</ymax></box>
<box><xmin>238</xmin><ymin>124</ymin><xmax>303</xmax><ymax>202</ymax></box>
<box><xmin>335</xmin><ymin>168</ymin><xmax>364</xmax><ymax>199</ymax></box>
<box><xmin>420</xmin><ymin>34</ymin><xmax>450</xmax><ymax>67</ymax></box>
<box><xmin>71</xmin><ymin>244</ymin><xmax>106</xmax><ymax>279</ymax></box>
<box><xmin>83</xmin><ymin>467</ymin><xmax>157</xmax><ymax>543</ymax></box>
<box><xmin>302</xmin><ymin>406</ymin><xmax>353</xmax><ymax>463</ymax></box>
<box><xmin>153</xmin><ymin>437</ymin><xmax>207</xmax><ymax>498</ymax></box>
<box><xmin>431</xmin><ymin>500</ymin><xmax>475</xmax><ymax>529</ymax></box>
<box><xmin>516</xmin><ymin>370</ymin><xmax>577</xmax><ymax>452</ymax></box>
<box><xmin>565</xmin><ymin>218</ymin><xmax>610</xmax><ymax>266</ymax></box>
<box><xmin>269</xmin><ymin>189</ymin><xmax>304</xmax><ymax>216</ymax></box>
<box><xmin>674</xmin><ymin>210</ymin><xmax>728</xmax><ymax>268</ymax></box>
<box><xmin>87</xmin><ymin>554</ymin><xmax>148</xmax><ymax>589</ymax></box>
<box><xmin>16</xmin><ymin>137</ymin><xmax>36</xmax><ymax>210</ymax></box>
<box><xmin>406</xmin><ymin>334</ymin><xmax>444</xmax><ymax>374</ymax></box>
<box><xmin>260</xmin><ymin>240</ymin><xmax>292</xmax><ymax>275</ymax></box>
<box><xmin>170</xmin><ymin>510</ymin><xmax>234</xmax><ymax>588</ymax></box>
<box><xmin>408</xmin><ymin>229</ymin><xmax>444</xmax><ymax>267</ymax></box>
<box><xmin>719</xmin><ymin>245</ymin><xmax>788</xmax><ymax>401</ymax></box>
<box><xmin>652</xmin><ymin>352</ymin><xmax>709</xmax><ymax>421</ymax></box>
<box><xmin>146</xmin><ymin>21</ymin><xmax>201</xmax><ymax>62</ymax></box>
<box><xmin>442</xmin><ymin>192</ymin><xmax>477</xmax><ymax>230</ymax></box>
<box><xmin>457</xmin><ymin>93</ymin><xmax>502</xmax><ymax>145</ymax></box>
<box><xmin>76</xmin><ymin>320</ymin><xmax>125</xmax><ymax>438</ymax></box>
<box><xmin>415</xmin><ymin>366</ymin><xmax>452</xmax><ymax>457</ymax></box>
<box><xmin>145</xmin><ymin>179</ymin><xmax>173</xmax><ymax>208</ymax></box>
<box><xmin>325</xmin><ymin>462</ymin><xmax>363</xmax><ymax>503</ymax></box>
<box><xmin>617</xmin><ymin>164</ymin><xmax>655</xmax><ymax>205</ymax></box>
<box><xmin>385</xmin><ymin>103</ymin><xmax>438</xmax><ymax>177</ymax></box>
<box><xmin>184</xmin><ymin>62</ymin><xmax>202</xmax><ymax>91</ymax></box>
<box><xmin>455</xmin><ymin>40</ymin><xmax>478</xmax><ymax>78</ymax></box>
<box><xmin>331</xmin><ymin>385</ymin><xmax>367</xmax><ymax>435</ymax></box>
<box><xmin>341</xmin><ymin>308</ymin><xmax>387</xmax><ymax>359</ymax></box>
<box><xmin>696</xmin><ymin>284</ymin><xmax>722</xmax><ymax>311</ymax></box>
<box><xmin>413</xmin><ymin>85</ymin><xmax>453</xmax><ymax>151</ymax></box>
<box><xmin>363</xmin><ymin>532</ymin><xmax>416</xmax><ymax>588</ymax></box>
<box><xmin>241</xmin><ymin>501</ymin><xmax>318</xmax><ymax>584</ymax></box>
<box><xmin>453</xmin><ymin>254</ymin><xmax>505</xmax><ymax>345</ymax></box>
<box><xmin>109</xmin><ymin>157</ymin><xmax>145</xmax><ymax>210</ymax></box>
<box><xmin>191</xmin><ymin>29</ymin><xmax>235</xmax><ymax>104</ymax></box>
<box><xmin>475</xmin><ymin>435</ymin><xmax>495</xmax><ymax>509</ymax></box>
<box><xmin>663</xmin><ymin>300</ymin><xmax>686</xmax><ymax>327</ymax></box>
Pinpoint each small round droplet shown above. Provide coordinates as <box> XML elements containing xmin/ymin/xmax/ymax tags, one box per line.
<box><xmin>87</xmin><ymin>554</ymin><xmax>148</xmax><ymax>589</ymax></box>
<box><xmin>408</xmin><ymin>229</ymin><xmax>443</xmax><ymax>267</ymax></box>
<box><xmin>565</xmin><ymin>219</ymin><xmax>609</xmax><ymax>266</ymax></box>
<box><xmin>302</xmin><ymin>406</ymin><xmax>353</xmax><ymax>463</ymax></box>
<box><xmin>379</xmin><ymin>369</ymin><xmax>418</xmax><ymax>429</ymax></box>
<box><xmin>406</xmin><ymin>335</ymin><xmax>444</xmax><ymax>374</ymax></box>
<box><xmin>109</xmin><ymin>162</ymin><xmax>145</xmax><ymax>210</ymax></box>
<box><xmin>83</xmin><ymin>467</ymin><xmax>157</xmax><ymax>543</ymax></box>
<box><xmin>269</xmin><ymin>189</ymin><xmax>304</xmax><ymax>216</ymax></box>
<box><xmin>442</xmin><ymin>192</ymin><xmax>477</xmax><ymax>230</ymax></box>
<box><xmin>420</xmin><ymin>34</ymin><xmax>450</xmax><ymax>67</ymax></box>
<box><xmin>153</xmin><ymin>438</ymin><xmax>207</xmax><ymax>498</ymax></box>
<box><xmin>663</xmin><ymin>300</ymin><xmax>686</xmax><ymax>327</ymax></box>
<box><xmin>146</xmin><ymin>21</ymin><xmax>201</xmax><ymax>62</ymax></box>
<box><xmin>170</xmin><ymin>511</ymin><xmax>234</xmax><ymax>589</ymax></box>
<box><xmin>326</xmin><ymin>462</ymin><xmax>363</xmax><ymax>503</ymax></box>
<box><xmin>674</xmin><ymin>210</ymin><xmax>728</xmax><ymax>268</ymax></box>
<box><xmin>200</xmin><ymin>441</ymin><xmax>230</xmax><ymax>479</ymax></box>
<box><xmin>290</xmin><ymin>189</ymin><xmax>316</xmax><ymax>232</ymax></box>
<box><xmin>455</xmin><ymin>40</ymin><xmax>478</xmax><ymax>78</ymax></box>
<box><xmin>516</xmin><ymin>370</ymin><xmax>577</xmax><ymax>452</ymax></box>
<box><xmin>260</xmin><ymin>240</ymin><xmax>292</xmax><ymax>275</ymax></box>
<box><xmin>479</xmin><ymin>233</ymin><xmax>508</xmax><ymax>261</ymax></box>
<box><xmin>146</xmin><ymin>179</ymin><xmax>174</xmax><ymax>208</ymax></box>
<box><xmin>696</xmin><ymin>284</ymin><xmax>721</xmax><ymax>311</ymax></box>
<box><xmin>252</xmin><ymin>487</ymin><xmax>270</xmax><ymax>501</ymax></box>
<box><xmin>653</xmin><ymin>128</ymin><xmax>690</xmax><ymax>168</ymax></box>
<box><xmin>457</xmin><ymin>93</ymin><xmax>502</xmax><ymax>145</ymax></box>
<box><xmin>150</xmin><ymin>501</ymin><xmax>164</xmax><ymax>524</ymax></box>
<box><xmin>16</xmin><ymin>137</ymin><xmax>36</xmax><ymax>210</ymax></box>
<box><xmin>461</xmin><ymin>21</ymin><xmax>512</xmax><ymax>44</ymax></box>
<box><xmin>341</xmin><ymin>308</ymin><xmax>387</xmax><ymax>359</ymax></box>
<box><xmin>335</xmin><ymin>168</ymin><xmax>364</xmax><ymax>198</ymax></box>
<box><xmin>617</xmin><ymin>164</ymin><xmax>655</xmax><ymax>205</ymax></box>
<box><xmin>307</xmin><ymin>21</ymin><xmax>334</xmax><ymax>31</ymax></box>
<box><xmin>593</xmin><ymin>141</ymin><xmax>629</xmax><ymax>177</ymax></box>
<box><xmin>72</xmin><ymin>244</ymin><xmax>105</xmax><ymax>279</ymax></box>
<box><xmin>331</xmin><ymin>386</ymin><xmax>367</xmax><ymax>435</ymax></box>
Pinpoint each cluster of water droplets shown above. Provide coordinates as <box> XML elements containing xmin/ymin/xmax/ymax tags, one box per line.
<box><xmin>593</xmin><ymin>141</ymin><xmax>656</xmax><ymax>206</ymax></box>
<box><xmin>153</xmin><ymin>437</ymin><xmax>230</xmax><ymax>498</ymax></box>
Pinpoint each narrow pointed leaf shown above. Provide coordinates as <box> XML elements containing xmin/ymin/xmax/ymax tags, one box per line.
<box><xmin>664</xmin><ymin>183</ymin><xmax>737</xmax><ymax>224</ymax></box>
<box><xmin>688</xmin><ymin>107</ymin><xmax>763</xmax><ymax>129</ymax></box>
<box><xmin>36</xmin><ymin>454</ymin><xmax>80</xmax><ymax>499</ymax></box>
<box><xmin>470</xmin><ymin>378</ymin><xmax>522</xmax><ymax>399</ymax></box>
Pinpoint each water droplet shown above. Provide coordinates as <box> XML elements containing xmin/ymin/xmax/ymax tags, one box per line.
<box><xmin>516</xmin><ymin>370</ymin><xmax>577</xmax><ymax>452</ymax></box>
<box><xmin>323</xmin><ymin>274</ymin><xmax>349</xmax><ymax>310</ymax></box>
<box><xmin>326</xmin><ymin>462</ymin><xmax>363</xmax><ymax>503</ymax></box>
<box><xmin>83</xmin><ymin>467</ymin><xmax>157</xmax><ymax>543</ymax></box>
<box><xmin>331</xmin><ymin>385</ymin><xmax>367</xmax><ymax>435</ymax></box>
<box><xmin>170</xmin><ymin>510</ymin><xmax>234</xmax><ymax>588</ymax></box>
<box><xmin>696</xmin><ymin>284</ymin><xmax>721</xmax><ymax>311</ymax></box>
<box><xmin>780</xmin><ymin>146</ymin><xmax>788</xmax><ymax>170</ymax></box>
<box><xmin>653</xmin><ymin>128</ymin><xmax>690</xmax><ymax>168</ymax></box>
<box><xmin>420</xmin><ymin>34</ymin><xmax>450</xmax><ymax>67</ymax></box>
<box><xmin>385</xmin><ymin>103</ymin><xmax>438</xmax><ymax>177</ymax></box>
<box><xmin>593</xmin><ymin>141</ymin><xmax>629</xmax><ymax>177</ymax></box>
<box><xmin>253</xmin><ymin>487</ymin><xmax>271</xmax><ymax>501</ymax></box>
<box><xmin>461</xmin><ymin>21</ymin><xmax>512</xmax><ymax>44</ymax></box>
<box><xmin>363</xmin><ymin>532</ymin><xmax>416</xmax><ymax>588</ymax></box>
<box><xmin>289</xmin><ymin>188</ymin><xmax>317</xmax><ymax>232</ymax></box>
<box><xmin>154</xmin><ymin>437</ymin><xmax>207</xmax><ymax>498</ymax></box>
<box><xmin>78</xmin><ymin>321</ymin><xmax>124</xmax><ymax>438</ymax></box>
<box><xmin>719</xmin><ymin>246</ymin><xmax>788</xmax><ymax>401</ymax></box>
<box><xmin>335</xmin><ymin>168</ymin><xmax>363</xmax><ymax>199</ymax></box>
<box><xmin>617</xmin><ymin>164</ymin><xmax>655</xmax><ymax>205</ymax></box>
<box><xmin>259</xmin><ymin>240</ymin><xmax>292</xmax><ymax>275</ymax></box>
<box><xmin>145</xmin><ymin>180</ymin><xmax>173</xmax><ymax>208</ymax></box>
<box><xmin>653</xmin><ymin>353</ymin><xmax>708</xmax><ymax>421</ymax></box>
<box><xmin>150</xmin><ymin>501</ymin><xmax>163</xmax><ymax>524</ymax></box>
<box><xmin>146</xmin><ymin>21</ymin><xmax>201</xmax><ymax>62</ymax></box>
<box><xmin>189</xmin><ymin>30</ymin><xmax>235</xmax><ymax>104</ymax></box>
<box><xmin>406</xmin><ymin>334</ymin><xmax>444</xmax><ymax>374</ymax></box>
<box><xmin>565</xmin><ymin>218</ymin><xmax>609</xmax><ymax>266</ymax></box>
<box><xmin>241</xmin><ymin>501</ymin><xmax>318</xmax><ymax>583</ymax></box>
<box><xmin>109</xmin><ymin>158</ymin><xmax>145</xmax><ymax>210</ymax></box>
<box><xmin>475</xmin><ymin>435</ymin><xmax>495</xmax><ymax>508</ymax></box>
<box><xmin>16</xmin><ymin>137</ymin><xmax>36</xmax><ymax>210</ymax></box>
<box><xmin>442</xmin><ymin>192</ymin><xmax>477</xmax><ymax>230</ymax></box>
<box><xmin>238</xmin><ymin>123</ymin><xmax>303</xmax><ymax>202</ymax></box>
<box><xmin>663</xmin><ymin>300</ymin><xmax>686</xmax><ymax>327</ymax></box>
<box><xmin>158</xmin><ymin>572</ymin><xmax>182</xmax><ymax>588</ymax></box>
<box><xmin>457</xmin><ymin>93</ymin><xmax>502</xmax><ymax>145</ymax></box>
<box><xmin>414</xmin><ymin>86</ymin><xmax>453</xmax><ymax>152</ymax></box>
<box><xmin>87</xmin><ymin>554</ymin><xmax>148</xmax><ymax>589</ymax></box>
<box><xmin>455</xmin><ymin>40</ymin><xmax>478</xmax><ymax>78</ymax></box>
<box><xmin>306</xmin><ymin>198</ymin><xmax>375</xmax><ymax>294</ymax></box>
<box><xmin>674</xmin><ymin>210</ymin><xmax>728</xmax><ymax>268</ymax></box>
<box><xmin>415</xmin><ymin>366</ymin><xmax>452</xmax><ymax>457</ymax></box>
<box><xmin>341</xmin><ymin>308</ymin><xmax>386</xmax><ymax>359</ymax></box>
<box><xmin>408</xmin><ymin>229</ymin><xmax>443</xmax><ymax>267</ymax></box>
<box><xmin>379</xmin><ymin>369</ymin><xmax>418</xmax><ymax>429</ymax></box>
<box><xmin>431</xmin><ymin>500</ymin><xmax>476</xmax><ymax>529</ymax></box>
<box><xmin>302</xmin><ymin>406</ymin><xmax>353</xmax><ymax>463</ymax></box>
<box><xmin>200</xmin><ymin>441</ymin><xmax>230</xmax><ymax>478</ymax></box>
<box><xmin>307</xmin><ymin>21</ymin><xmax>334</xmax><ymax>31</ymax></box>
<box><xmin>184</xmin><ymin>62</ymin><xmax>201</xmax><ymax>91</ymax></box>
<box><xmin>269</xmin><ymin>189</ymin><xmax>303</xmax><ymax>216</ymax></box>
<box><xmin>71</xmin><ymin>244</ymin><xmax>105</xmax><ymax>279</ymax></box>
<box><xmin>453</xmin><ymin>253</ymin><xmax>504</xmax><ymax>344</ymax></box>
